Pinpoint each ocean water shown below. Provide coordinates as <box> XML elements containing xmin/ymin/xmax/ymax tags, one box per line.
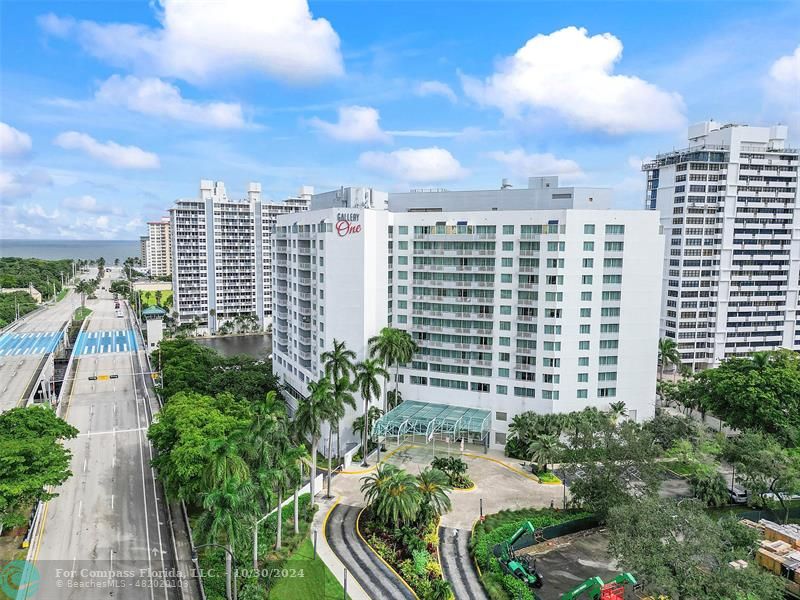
<box><xmin>0</xmin><ymin>239</ymin><xmax>140</xmax><ymax>263</ymax></box>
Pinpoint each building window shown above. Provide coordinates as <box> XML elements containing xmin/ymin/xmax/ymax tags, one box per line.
<box><xmin>579</xmin><ymin>324</ymin><xmax>591</xmax><ymax>334</ymax></box>
<box><xmin>399</xmin><ymin>226</ymin><xmax>408</xmax><ymax>235</ymax></box>
<box><xmin>398</xmin><ymin>271</ymin><xmax>408</xmax><ymax>280</ymax></box>
<box><xmin>578</xmin><ymin>356</ymin><xmax>589</xmax><ymax>366</ymax></box>
<box><xmin>582</xmin><ymin>275</ymin><xmax>593</xmax><ymax>285</ymax></box>
<box><xmin>502</xmin><ymin>241</ymin><xmax>514</xmax><ymax>251</ymax></box>
<box><xmin>584</xmin><ymin>224</ymin><xmax>595</xmax><ymax>234</ymax></box>
<box><xmin>583</xmin><ymin>241</ymin><xmax>594</xmax><ymax>251</ymax></box>
<box><xmin>579</xmin><ymin>340</ymin><xmax>590</xmax><ymax>350</ymax></box>
<box><xmin>577</xmin><ymin>373</ymin><xmax>589</xmax><ymax>382</ymax></box>
<box><xmin>598</xmin><ymin>387</ymin><xmax>617</xmax><ymax>398</ymax></box>
<box><xmin>605</xmin><ymin>224</ymin><xmax>625</xmax><ymax>235</ymax></box>
<box><xmin>397</xmin><ymin>315</ymin><xmax>407</xmax><ymax>324</ymax></box>
<box><xmin>496</xmin><ymin>411</ymin><xmax>507</xmax><ymax>421</ymax></box>
<box><xmin>577</xmin><ymin>389</ymin><xmax>588</xmax><ymax>399</ymax></box>
<box><xmin>499</xmin><ymin>337</ymin><xmax>511</xmax><ymax>346</ymax></box>
<box><xmin>501</xmin><ymin>274</ymin><xmax>512</xmax><ymax>283</ymax></box>
<box><xmin>582</xmin><ymin>258</ymin><xmax>594</xmax><ymax>268</ymax></box>
<box><xmin>580</xmin><ymin>308</ymin><xmax>591</xmax><ymax>317</ymax></box>
<box><xmin>542</xmin><ymin>390</ymin><xmax>559</xmax><ymax>400</ymax></box>
<box><xmin>605</xmin><ymin>242</ymin><xmax>624</xmax><ymax>252</ymax></box>
<box><xmin>471</xmin><ymin>382</ymin><xmax>490</xmax><ymax>393</ymax></box>
<box><xmin>500</xmin><ymin>305</ymin><xmax>512</xmax><ymax>315</ymax></box>
<box><xmin>501</xmin><ymin>257</ymin><xmax>513</xmax><ymax>267</ymax></box>
<box><xmin>514</xmin><ymin>387</ymin><xmax>535</xmax><ymax>397</ymax></box>
<box><xmin>411</xmin><ymin>376</ymin><xmax>427</xmax><ymax>385</ymax></box>
<box><xmin>495</xmin><ymin>432</ymin><xmax>507</xmax><ymax>444</ymax></box>
<box><xmin>500</xmin><ymin>321</ymin><xmax>511</xmax><ymax>331</ymax></box>
<box><xmin>398</xmin><ymin>240</ymin><xmax>408</xmax><ymax>250</ymax></box>
<box><xmin>499</xmin><ymin>352</ymin><xmax>510</xmax><ymax>362</ymax></box>
<box><xmin>398</xmin><ymin>285</ymin><xmax>407</xmax><ymax>294</ymax></box>
<box><xmin>498</xmin><ymin>368</ymin><xmax>510</xmax><ymax>377</ymax></box>
<box><xmin>501</xmin><ymin>289</ymin><xmax>512</xmax><ymax>299</ymax></box>
<box><xmin>496</xmin><ymin>386</ymin><xmax>507</xmax><ymax>396</ymax></box>
<box><xmin>581</xmin><ymin>291</ymin><xmax>592</xmax><ymax>301</ymax></box>
<box><xmin>503</xmin><ymin>225</ymin><xmax>515</xmax><ymax>234</ymax></box>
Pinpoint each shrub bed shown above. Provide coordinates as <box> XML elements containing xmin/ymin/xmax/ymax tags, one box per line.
<box><xmin>536</xmin><ymin>471</ymin><xmax>561</xmax><ymax>484</ymax></box>
<box><xmin>360</xmin><ymin>510</ymin><xmax>451</xmax><ymax>600</ymax></box>
<box><xmin>471</xmin><ymin>508</ymin><xmax>593</xmax><ymax>600</ymax></box>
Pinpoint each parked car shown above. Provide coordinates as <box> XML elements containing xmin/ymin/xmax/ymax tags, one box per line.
<box><xmin>729</xmin><ymin>485</ymin><xmax>749</xmax><ymax>504</ymax></box>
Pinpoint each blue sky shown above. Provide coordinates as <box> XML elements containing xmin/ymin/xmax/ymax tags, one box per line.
<box><xmin>1</xmin><ymin>0</ymin><xmax>798</xmax><ymax>239</ymax></box>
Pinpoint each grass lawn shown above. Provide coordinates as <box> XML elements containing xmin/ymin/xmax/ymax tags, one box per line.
<box><xmin>268</xmin><ymin>537</ymin><xmax>349</xmax><ymax>600</ymax></box>
<box><xmin>56</xmin><ymin>287</ymin><xmax>69</xmax><ymax>302</ymax></box>
<box><xmin>73</xmin><ymin>307</ymin><xmax>92</xmax><ymax>321</ymax></box>
<box><xmin>536</xmin><ymin>471</ymin><xmax>562</xmax><ymax>484</ymax></box>
<box><xmin>140</xmin><ymin>290</ymin><xmax>172</xmax><ymax>307</ymax></box>
<box><xmin>663</xmin><ymin>460</ymin><xmax>696</xmax><ymax>477</ymax></box>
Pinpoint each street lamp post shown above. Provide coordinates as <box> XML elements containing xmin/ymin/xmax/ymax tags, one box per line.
<box><xmin>192</xmin><ymin>543</ymin><xmax>238</xmax><ymax>600</ymax></box>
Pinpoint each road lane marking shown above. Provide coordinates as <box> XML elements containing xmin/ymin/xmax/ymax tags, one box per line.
<box><xmin>77</xmin><ymin>426</ymin><xmax>147</xmax><ymax>437</ymax></box>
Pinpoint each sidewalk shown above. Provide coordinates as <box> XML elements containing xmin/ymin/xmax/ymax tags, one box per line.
<box><xmin>313</xmin><ymin>495</ymin><xmax>371</xmax><ymax>600</ymax></box>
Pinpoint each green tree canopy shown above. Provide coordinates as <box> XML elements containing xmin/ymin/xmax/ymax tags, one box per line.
<box><xmin>608</xmin><ymin>497</ymin><xmax>784</xmax><ymax>600</ymax></box>
<box><xmin>147</xmin><ymin>391</ymin><xmax>251</xmax><ymax>502</ymax></box>
<box><xmin>0</xmin><ymin>407</ymin><xmax>78</xmax><ymax>530</ymax></box>
<box><xmin>694</xmin><ymin>349</ymin><xmax>800</xmax><ymax>446</ymax></box>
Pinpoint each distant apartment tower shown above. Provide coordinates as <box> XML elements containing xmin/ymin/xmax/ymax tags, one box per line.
<box><xmin>644</xmin><ymin>121</ymin><xmax>800</xmax><ymax>370</ymax></box>
<box><xmin>146</xmin><ymin>218</ymin><xmax>172</xmax><ymax>277</ymax></box>
<box><xmin>272</xmin><ymin>179</ymin><xmax>663</xmax><ymax>448</ymax></box>
<box><xmin>170</xmin><ymin>180</ymin><xmax>310</xmax><ymax>333</ymax></box>
<box><xmin>139</xmin><ymin>235</ymin><xmax>149</xmax><ymax>268</ymax></box>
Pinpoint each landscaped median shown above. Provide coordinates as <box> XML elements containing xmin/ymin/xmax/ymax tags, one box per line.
<box><xmin>358</xmin><ymin>463</ymin><xmax>455</xmax><ymax>600</ymax></box>
<box><xmin>470</xmin><ymin>507</ymin><xmax>594</xmax><ymax>600</ymax></box>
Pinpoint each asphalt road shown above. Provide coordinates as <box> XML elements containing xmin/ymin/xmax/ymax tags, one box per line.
<box><xmin>326</xmin><ymin>503</ymin><xmax>415</xmax><ymax>600</ymax></box>
<box><xmin>0</xmin><ymin>288</ymin><xmax>78</xmax><ymax>411</ymax></box>
<box><xmin>25</xmin><ymin>269</ymin><xmax>182</xmax><ymax>600</ymax></box>
<box><xmin>439</xmin><ymin>526</ymin><xmax>487</xmax><ymax>600</ymax></box>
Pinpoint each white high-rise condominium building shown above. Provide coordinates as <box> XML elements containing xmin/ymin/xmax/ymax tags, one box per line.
<box><xmin>644</xmin><ymin>121</ymin><xmax>800</xmax><ymax>371</ymax></box>
<box><xmin>146</xmin><ymin>218</ymin><xmax>172</xmax><ymax>277</ymax></box>
<box><xmin>170</xmin><ymin>180</ymin><xmax>310</xmax><ymax>333</ymax></box>
<box><xmin>272</xmin><ymin>177</ymin><xmax>663</xmax><ymax>448</ymax></box>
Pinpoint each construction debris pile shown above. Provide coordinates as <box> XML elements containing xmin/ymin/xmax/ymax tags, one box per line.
<box><xmin>741</xmin><ymin>519</ymin><xmax>800</xmax><ymax>597</ymax></box>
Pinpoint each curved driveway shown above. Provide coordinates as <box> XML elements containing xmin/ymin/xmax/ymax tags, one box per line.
<box><xmin>326</xmin><ymin>503</ymin><xmax>415</xmax><ymax>600</ymax></box>
<box><xmin>439</xmin><ymin>526</ymin><xmax>487</xmax><ymax>600</ymax></box>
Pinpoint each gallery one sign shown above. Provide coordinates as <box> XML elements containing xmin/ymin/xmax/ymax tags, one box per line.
<box><xmin>336</xmin><ymin>212</ymin><xmax>362</xmax><ymax>237</ymax></box>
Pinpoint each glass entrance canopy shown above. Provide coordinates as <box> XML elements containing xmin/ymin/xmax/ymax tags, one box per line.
<box><xmin>372</xmin><ymin>400</ymin><xmax>491</xmax><ymax>446</ymax></box>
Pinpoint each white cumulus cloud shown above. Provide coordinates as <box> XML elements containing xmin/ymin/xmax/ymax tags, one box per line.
<box><xmin>62</xmin><ymin>194</ymin><xmax>124</xmax><ymax>215</ymax></box>
<box><xmin>38</xmin><ymin>0</ymin><xmax>343</xmax><ymax>85</ymax></box>
<box><xmin>461</xmin><ymin>26</ymin><xmax>685</xmax><ymax>134</ymax></box>
<box><xmin>488</xmin><ymin>149</ymin><xmax>583</xmax><ymax>179</ymax></box>
<box><xmin>309</xmin><ymin>106</ymin><xmax>390</xmax><ymax>142</ymax></box>
<box><xmin>767</xmin><ymin>45</ymin><xmax>800</xmax><ymax>107</ymax></box>
<box><xmin>358</xmin><ymin>147</ymin><xmax>468</xmax><ymax>183</ymax></box>
<box><xmin>0</xmin><ymin>168</ymin><xmax>53</xmax><ymax>199</ymax></box>
<box><xmin>54</xmin><ymin>132</ymin><xmax>160</xmax><ymax>169</ymax></box>
<box><xmin>96</xmin><ymin>75</ymin><xmax>245</xmax><ymax>129</ymax></box>
<box><xmin>415</xmin><ymin>80</ymin><xmax>457</xmax><ymax>103</ymax></box>
<box><xmin>0</xmin><ymin>122</ymin><xmax>33</xmax><ymax>158</ymax></box>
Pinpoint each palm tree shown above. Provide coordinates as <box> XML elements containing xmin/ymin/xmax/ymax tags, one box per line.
<box><xmin>291</xmin><ymin>444</ymin><xmax>308</xmax><ymax>535</ymax></box>
<box><xmin>387</xmin><ymin>389</ymin><xmax>402</xmax><ymax>411</ymax></box>
<box><xmin>751</xmin><ymin>351</ymin><xmax>771</xmax><ymax>370</ymax></box>
<box><xmin>74</xmin><ymin>279</ymin><xmax>93</xmax><ymax>310</ymax></box>
<box><xmin>527</xmin><ymin>434</ymin><xmax>561</xmax><ymax>473</ymax></box>
<box><xmin>295</xmin><ymin>377</ymin><xmax>333</xmax><ymax>502</ymax></box>
<box><xmin>416</xmin><ymin>468</ymin><xmax>453</xmax><ymax>520</ymax></box>
<box><xmin>352</xmin><ymin>406</ymin><xmax>383</xmax><ymax>449</ymax></box>
<box><xmin>369</xmin><ymin>327</ymin><xmax>417</xmax><ymax>412</ymax></box>
<box><xmin>608</xmin><ymin>401</ymin><xmax>627</xmax><ymax>423</ymax></box>
<box><xmin>658</xmin><ymin>337</ymin><xmax>681</xmax><ymax>379</ymax></box>
<box><xmin>378</xmin><ymin>468</ymin><xmax>421</xmax><ymax>526</ymax></box>
<box><xmin>323</xmin><ymin>375</ymin><xmax>357</xmax><ymax>498</ymax></box>
<box><xmin>689</xmin><ymin>466</ymin><xmax>729</xmax><ymax>507</ymax></box>
<box><xmin>360</xmin><ymin>463</ymin><xmax>398</xmax><ymax>506</ymax></box>
<box><xmin>355</xmin><ymin>359</ymin><xmax>389</xmax><ymax>466</ymax></box>
<box><xmin>271</xmin><ymin>445</ymin><xmax>303</xmax><ymax>550</ymax></box>
<box><xmin>361</xmin><ymin>464</ymin><xmax>421</xmax><ymax>526</ymax></box>
<box><xmin>204</xmin><ymin>435</ymin><xmax>250</xmax><ymax>491</ymax></box>
<box><xmin>197</xmin><ymin>479</ymin><xmax>254</xmax><ymax>600</ymax></box>
<box><xmin>321</xmin><ymin>339</ymin><xmax>357</xmax><ymax>383</ymax></box>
